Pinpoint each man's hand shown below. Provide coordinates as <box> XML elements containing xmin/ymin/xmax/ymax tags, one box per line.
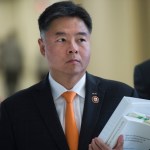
<box><xmin>89</xmin><ymin>135</ymin><xmax>124</xmax><ymax>150</ymax></box>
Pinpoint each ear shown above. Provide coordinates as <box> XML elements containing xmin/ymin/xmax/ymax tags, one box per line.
<box><xmin>38</xmin><ymin>38</ymin><xmax>45</xmax><ymax>56</ymax></box>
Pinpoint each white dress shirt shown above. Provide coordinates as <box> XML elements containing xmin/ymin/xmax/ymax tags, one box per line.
<box><xmin>48</xmin><ymin>73</ymin><xmax>86</xmax><ymax>133</ymax></box>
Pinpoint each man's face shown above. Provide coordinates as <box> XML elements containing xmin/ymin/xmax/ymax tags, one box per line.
<box><xmin>38</xmin><ymin>17</ymin><xmax>91</xmax><ymax>79</ymax></box>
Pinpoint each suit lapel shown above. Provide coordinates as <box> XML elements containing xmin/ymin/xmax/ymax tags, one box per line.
<box><xmin>32</xmin><ymin>77</ymin><xmax>69</xmax><ymax>150</ymax></box>
<box><xmin>78</xmin><ymin>73</ymin><xmax>106</xmax><ymax>150</ymax></box>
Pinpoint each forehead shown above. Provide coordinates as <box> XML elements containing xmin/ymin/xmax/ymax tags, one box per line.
<box><xmin>47</xmin><ymin>17</ymin><xmax>90</xmax><ymax>34</ymax></box>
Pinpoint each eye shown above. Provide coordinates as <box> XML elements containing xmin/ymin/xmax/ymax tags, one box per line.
<box><xmin>57</xmin><ymin>38</ymin><xmax>66</xmax><ymax>42</ymax></box>
<box><xmin>79</xmin><ymin>38</ymin><xmax>86</xmax><ymax>42</ymax></box>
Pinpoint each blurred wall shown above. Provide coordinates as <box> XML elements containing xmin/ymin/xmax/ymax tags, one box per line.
<box><xmin>0</xmin><ymin>0</ymin><xmax>150</xmax><ymax>100</ymax></box>
<box><xmin>82</xmin><ymin>0</ymin><xmax>150</xmax><ymax>85</ymax></box>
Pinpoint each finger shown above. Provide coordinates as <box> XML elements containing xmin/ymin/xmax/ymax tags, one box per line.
<box><xmin>113</xmin><ymin>135</ymin><xmax>124</xmax><ymax>150</ymax></box>
<box><xmin>90</xmin><ymin>138</ymin><xmax>102</xmax><ymax>150</ymax></box>
<box><xmin>94</xmin><ymin>138</ymin><xmax>111</xmax><ymax>150</ymax></box>
<box><xmin>88</xmin><ymin>144</ymin><xmax>93</xmax><ymax>150</ymax></box>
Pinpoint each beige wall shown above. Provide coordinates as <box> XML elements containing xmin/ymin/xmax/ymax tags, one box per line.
<box><xmin>0</xmin><ymin>0</ymin><xmax>150</xmax><ymax>100</ymax></box>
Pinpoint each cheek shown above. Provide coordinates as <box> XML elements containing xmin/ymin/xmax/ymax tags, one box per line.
<box><xmin>85</xmin><ymin>48</ymin><xmax>91</xmax><ymax>65</ymax></box>
<box><xmin>86</xmin><ymin>52</ymin><xmax>91</xmax><ymax>64</ymax></box>
<box><xmin>46</xmin><ymin>51</ymin><xmax>56</xmax><ymax>62</ymax></box>
<box><xmin>82</xmin><ymin>46</ymin><xmax>91</xmax><ymax>60</ymax></box>
<box><xmin>45</xmin><ymin>48</ymin><xmax>63</xmax><ymax>64</ymax></box>
<box><xmin>80</xmin><ymin>50</ymin><xmax>90</xmax><ymax>67</ymax></box>
<box><xmin>44</xmin><ymin>45</ymin><xmax>55</xmax><ymax>59</ymax></box>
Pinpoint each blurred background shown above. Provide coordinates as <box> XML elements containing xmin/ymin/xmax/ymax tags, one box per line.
<box><xmin>0</xmin><ymin>0</ymin><xmax>150</xmax><ymax>101</ymax></box>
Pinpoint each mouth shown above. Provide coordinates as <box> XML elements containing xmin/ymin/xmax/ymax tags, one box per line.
<box><xmin>66</xmin><ymin>59</ymin><xmax>80</xmax><ymax>64</ymax></box>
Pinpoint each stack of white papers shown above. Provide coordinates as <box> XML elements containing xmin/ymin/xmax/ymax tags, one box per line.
<box><xmin>99</xmin><ymin>96</ymin><xmax>150</xmax><ymax>150</ymax></box>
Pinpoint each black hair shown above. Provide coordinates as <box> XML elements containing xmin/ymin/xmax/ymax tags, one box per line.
<box><xmin>38</xmin><ymin>1</ymin><xmax>92</xmax><ymax>34</ymax></box>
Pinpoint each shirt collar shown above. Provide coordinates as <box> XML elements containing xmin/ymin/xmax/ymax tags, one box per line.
<box><xmin>48</xmin><ymin>73</ymin><xmax>86</xmax><ymax>100</ymax></box>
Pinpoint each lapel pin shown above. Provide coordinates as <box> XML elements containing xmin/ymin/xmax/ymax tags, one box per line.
<box><xmin>92</xmin><ymin>92</ymin><xmax>97</xmax><ymax>95</ymax></box>
<box><xmin>92</xmin><ymin>96</ymin><xmax>99</xmax><ymax>103</ymax></box>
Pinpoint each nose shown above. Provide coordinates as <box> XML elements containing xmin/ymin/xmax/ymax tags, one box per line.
<box><xmin>67</xmin><ymin>40</ymin><xmax>78</xmax><ymax>54</ymax></box>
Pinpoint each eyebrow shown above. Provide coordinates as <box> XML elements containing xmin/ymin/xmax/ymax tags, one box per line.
<box><xmin>76</xmin><ymin>32</ymin><xmax>88</xmax><ymax>36</ymax></box>
<box><xmin>55</xmin><ymin>32</ymin><xmax>65</xmax><ymax>36</ymax></box>
<box><xmin>55</xmin><ymin>32</ymin><xmax>89</xmax><ymax>36</ymax></box>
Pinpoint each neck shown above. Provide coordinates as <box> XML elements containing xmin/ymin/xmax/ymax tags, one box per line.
<box><xmin>50</xmin><ymin>72</ymin><xmax>85</xmax><ymax>90</ymax></box>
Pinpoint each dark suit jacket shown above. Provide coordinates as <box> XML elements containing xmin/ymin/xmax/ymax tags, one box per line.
<box><xmin>134</xmin><ymin>59</ymin><xmax>150</xmax><ymax>99</ymax></box>
<box><xmin>0</xmin><ymin>73</ymin><xmax>137</xmax><ymax>150</ymax></box>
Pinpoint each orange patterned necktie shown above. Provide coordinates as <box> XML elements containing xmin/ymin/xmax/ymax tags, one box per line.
<box><xmin>62</xmin><ymin>91</ymin><xmax>79</xmax><ymax>150</ymax></box>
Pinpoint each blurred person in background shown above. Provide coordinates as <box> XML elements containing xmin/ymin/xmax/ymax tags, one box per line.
<box><xmin>134</xmin><ymin>59</ymin><xmax>150</xmax><ymax>100</ymax></box>
<box><xmin>0</xmin><ymin>1</ymin><xmax>137</xmax><ymax>150</ymax></box>
<box><xmin>0</xmin><ymin>31</ymin><xmax>23</xmax><ymax>97</ymax></box>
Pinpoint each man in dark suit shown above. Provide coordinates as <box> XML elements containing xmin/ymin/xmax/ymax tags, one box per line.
<box><xmin>134</xmin><ymin>59</ymin><xmax>150</xmax><ymax>99</ymax></box>
<box><xmin>0</xmin><ymin>1</ymin><xmax>137</xmax><ymax>150</ymax></box>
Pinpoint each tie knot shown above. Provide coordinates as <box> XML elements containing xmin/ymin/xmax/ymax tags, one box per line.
<box><xmin>62</xmin><ymin>91</ymin><xmax>76</xmax><ymax>103</ymax></box>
